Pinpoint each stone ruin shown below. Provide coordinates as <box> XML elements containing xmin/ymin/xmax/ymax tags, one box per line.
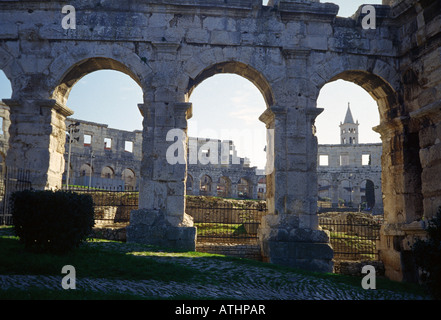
<box><xmin>62</xmin><ymin>117</ymin><xmax>261</xmax><ymax>198</ymax></box>
<box><xmin>0</xmin><ymin>0</ymin><xmax>440</xmax><ymax>281</ymax></box>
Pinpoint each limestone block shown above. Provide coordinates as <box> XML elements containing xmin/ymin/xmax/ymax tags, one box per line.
<box><xmin>286</xmin><ymin>136</ymin><xmax>307</xmax><ymax>154</ymax></box>
<box><xmin>302</xmin><ymin>35</ymin><xmax>328</xmax><ymax>51</ymax></box>
<box><xmin>127</xmin><ymin>209</ymin><xmax>196</xmax><ymax>251</ymax></box>
<box><xmin>370</xmin><ymin>39</ymin><xmax>394</xmax><ymax>55</ymax></box>
<box><xmin>306</xmin><ymin>22</ymin><xmax>332</xmax><ymax>36</ymax></box>
<box><xmin>167</xmin><ymin>212</ymin><xmax>194</xmax><ymax>228</ymax></box>
<box><xmin>129</xmin><ymin>209</ymin><xmax>162</xmax><ymax>226</ymax></box>
<box><xmin>166</xmin><ymin>195</ymin><xmax>185</xmax><ymax>217</ymax></box>
<box><xmin>210</xmin><ymin>30</ymin><xmax>241</xmax><ymax>45</ymax></box>
<box><xmin>286</xmin><ymin>154</ymin><xmax>307</xmax><ymax>171</ymax></box>
<box><xmin>419</xmin><ymin>142</ymin><xmax>441</xmax><ymax>168</ymax></box>
<box><xmin>183</xmin><ymin>57</ymin><xmax>205</xmax><ymax>79</ymax></box>
<box><xmin>139</xmin><ymin>180</ymin><xmax>167</xmax><ymax>210</ymax></box>
<box><xmin>299</xmin><ymin>213</ymin><xmax>319</xmax><ymax>229</ymax></box>
<box><xmin>240</xmin><ymin>32</ymin><xmax>257</xmax><ymax>45</ymax></box>
<box><xmin>289</xmin><ymin>227</ymin><xmax>329</xmax><ymax>243</ymax></box>
<box><xmin>421</xmin><ymin>162</ymin><xmax>441</xmax><ymax>194</ymax></box>
<box><xmin>202</xmin><ymin>16</ymin><xmax>225</xmax><ymax>32</ymax></box>
<box><xmin>186</xmin><ymin>28</ymin><xmax>210</xmax><ymax>43</ymax></box>
<box><xmin>149</xmin><ymin>13</ymin><xmax>174</xmax><ymax>28</ymax></box>
<box><xmin>262</xmin><ymin>239</ymin><xmax>334</xmax><ymax>273</ymax></box>
<box><xmin>290</xmin><ymin>242</ymin><xmax>334</xmax><ymax>260</ymax></box>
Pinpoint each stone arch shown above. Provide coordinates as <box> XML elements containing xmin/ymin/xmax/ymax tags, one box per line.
<box><xmin>313</xmin><ymin>55</ymin><xmax>402</xmax><ymax>122</ymax></box>
<box><xmin>338</xmin><ymin>179</ymin><xmax>353</xmax><ymax>206</ymax></box>
<box><xmin>0</xmin><ymin>48</ymin><xmax>24</xmax><ymax>99</ymax></box>
<box><xmin>217</xmin><ymin>176</ymin><xmax>232</xmax><ymax>198</ymax></box>
<box><xmin>0</xmin><ymin>68</ymin><xmax>12</xmax><ymax>99</ymax></box>
<box><xmin>79</xmin><ymin>163</ymin><xmax>92</xmax><ymax>177</ymax></box>
<box><xmin>315</xmin><ymin>58</ymin><xmax>424</xmax><ymax>221</ymax></box>
<box><xmin>361</xmin><ymin>179</ymin><xmax>376</xmax><ymax>211</ymax></box>
<box><xmin>237</xmin><ymin>177</ymin><xmax>252</xmax><ymax>199</ymax></box>
<box><xmin>199</xmin><ymin>174</ymin><xmax>212</xmax><ymax>195</ymax></box>
<box><xmin>101</xmin><ymin>166</ymin><xmax>115</xmax><ymax>180</ymax></box>
<box><xmin>184</xmin><ymin>60</ymin><xmax>276</xmax><ymax>108</ymax></box>
<box><xmin>49</xmin><ymin>52</ymin><xmax>151</xmax><ymax>106</ymax></box>
<box><xmin>122</xmin><ymin>168</ymin><xmax>136</xmax><ymax>189</ymax></box>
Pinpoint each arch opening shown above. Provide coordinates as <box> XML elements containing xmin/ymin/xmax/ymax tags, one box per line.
<box><xmin>122</xmin><ymin>168</ymin><xmax>136</xmax><ymax>189</ymax></box>
<box><xmin>0</xmin><ymin>70</ymin><xmax>11</xmax><ymax>176</ymax></box>
<box><xmin>199</xmin><ymin>174</ymin><xmax>212</xmax><ymax>195</ymax></box>
<box><xmin>361</xmin><ymin>179</ymin><xmax>376</xmax><ymax>211</ymax></box>
<box><xmin>186</xmin><ymin>61</ymin><xmax>275</xmax><ymax>108</ymax></box>
<box><xmin>217</xmin><ymin>176</ymin><xmax>232</xmax><ymax>198</ymax></box>
<box><xmin>52</xmin><ymin>57</ymin><xmax>144</xmax><ymax>106</ymax></box>
<box><xmin>55</xmin><ymin>58</ymin><xmax>143</xmax><ymax>190</ymax></box>
<box><xmin>316</xmin><ymin>73</ymin><xmax>387</xmax><ymax>214</ymax></box>
<box><xmin>184</xmin><ymin>63</ymin><xmax>272</xmax><ymax>259</ymax></box>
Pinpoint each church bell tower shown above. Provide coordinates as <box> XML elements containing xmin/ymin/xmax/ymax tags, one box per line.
<box><xmin>340</xmin><ymin>103</ymin><xmax>359</xmax><ymax>145</ymax></box>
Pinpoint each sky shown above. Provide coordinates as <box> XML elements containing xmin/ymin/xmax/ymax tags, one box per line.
<box><xmin>0</xmin><ymin>0</ymin><xmax>383</xmax><ymax>170</ymax></box>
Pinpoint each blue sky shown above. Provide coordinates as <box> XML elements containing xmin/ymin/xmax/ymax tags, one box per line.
<box><xmin>0</xmin><ymin>0</ymin><xmax>383</xmax><ymax>169</ymax></box>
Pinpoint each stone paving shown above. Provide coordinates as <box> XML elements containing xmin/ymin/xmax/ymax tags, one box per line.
<box><xmin>0</xmin><ymin>240</ymin><xmax>430</xmax><ymax>300</ymax></box>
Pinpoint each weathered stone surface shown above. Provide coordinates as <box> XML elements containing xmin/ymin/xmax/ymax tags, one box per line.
<box><xmin>258</xmin><ymin>213</ymin><xmax>333</xmax><ymax>272</ymax></box>
<box><xmin>126</xmin><ymin>209</ymin><xmax>196</xmax><ymax>251</ymax></box>
<box><xmin>0</xmin><ymin>0</ymin><xmax>440</xmax><ymax>280</ymax></box>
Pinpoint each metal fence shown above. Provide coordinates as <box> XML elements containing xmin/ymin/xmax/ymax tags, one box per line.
<box><xmin>318</xmin><ymin>215</ymin><xmax>383</xmax><ymax>261</ymax></box>
<box><xmin>63</xmin><ymin>185</ymin><xmax>138</xmax><ymax>226</ymax></box>
<box><xmin>186</xmin><ymin>200</ymin><xmax>267</xmax><ymax>243</ymax></box>
<box><xmin>0</xmin><ymin>167</ymin><xmax>33</xmax><ymax>225</ymax></box>
<box><xmin>3</xmin><ymin>172</ymin><xmax>385</xmax><ymax>262</ymax></box>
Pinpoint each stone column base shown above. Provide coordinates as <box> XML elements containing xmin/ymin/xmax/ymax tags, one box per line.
<box><xmin>378</xmin><ymin>221</ymin><xmax>427</xmax><ymax>282</ymax></box>
<box><xmin>126</xmin><ymin>209</ymin><xmax>197</xmax><ymax>251</ymax></box>
<box><xmin>258</xmin><ymin>214</ymin><xmax>334</xmax><ymax>273</ymax></box>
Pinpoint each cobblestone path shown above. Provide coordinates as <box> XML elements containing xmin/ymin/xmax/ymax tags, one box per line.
<box><xmin>0</xmin><ymin>241</ymin><xmax>429</xmax><ymax>300</ymax></box>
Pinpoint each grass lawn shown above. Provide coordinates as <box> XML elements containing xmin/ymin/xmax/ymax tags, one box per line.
<box><xmin>0</xmin><ymin>226</ymin><xmax>430</xmax><ymax>300</ymax></box>
<box><xmin>195</xmin><ymin>222</ymin><xmax>247</xmax><ymax>237</ymax></box>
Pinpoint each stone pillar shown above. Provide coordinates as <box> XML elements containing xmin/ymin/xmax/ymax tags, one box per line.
<box><xmin>331</xmin><ymin>178</ymin><xmax>339</xmax><ymax>208</ymax></box>
<box><xmin>251</xmin><ymin>183</ymin><xmax>258</xmax><ymax>200</ymax></box>
<box><xmin>126</xmin><ymin>101</ymin><xmax>196</xmax><ymax>251</ymax></box>
<box><xmin>211</xmin><ymin>181</ymin><xmax>218</xmax><ymax>197</ymax></box>
<box><xmin>375</xmin><ymin>117</ymin><xmax>425</xmax><ymax>282</ymax></box>
<box><xmin>374</xmin><ymin>183</ymin><xmax>383</xmax><ymax>214</ymax></box>
<box><xmin>3</xmin><ymin>98</ymin><xmax>73</xmax><ymax>190</ymax></box>
<box><xmin>231</xmin><ymin>183</ymin><xmax>238</xmax><ymax>198</ymax></box>
<box><xmin>353</xmin><ymin>184</ymin><xmax>361</xmax><ymax>208</ymax></box>
<box><xmin>192</xmin><ymin>175</ymin><xmax>200</xmax><ymax>196</ymax></box>
<box><xmin>258</xmin><ymin>106</ymin><xmax>334</xmax><ymax>273</ymax></box>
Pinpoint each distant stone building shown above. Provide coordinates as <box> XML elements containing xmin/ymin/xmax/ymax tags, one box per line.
<box><xmin>64</xmin><ymin>118</ymin><xmax>261</xmax><ymax>199</ymax></box>
<box><xmin>317</xmin><ymin>105</ymin><xmax>383</xmax><ymax>214</ymax></box>
<box><xmin>0</xmin><ymin>102</ymin><xmax>10</xmax><ymax>175</ymax></box>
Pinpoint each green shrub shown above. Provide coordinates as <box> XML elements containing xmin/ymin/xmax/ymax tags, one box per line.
<box><xmin>412</xmin><ymin>207</ymin><xmax>441</xmax><ymax>299</ymax></box>
<box><xmin>11</xmin><ymin>190</ymin><xmax>95</xmax><ymax>254</ymax></box>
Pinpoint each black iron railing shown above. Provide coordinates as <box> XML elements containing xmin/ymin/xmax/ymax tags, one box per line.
<box><xmin>0</xmin><ymin>167</ymin><xmax>33</xmax><ymax>225</ymax></box>
<box><xmin>63</xmin><ymin>185</ymin><xmax>139</xmax><ymax>225</ymax></box>
<box><xmin>186</xmin><ymin>200</ymin><xmax>267</xmax><ymax>243</ymax></box>
<box><xmin>318</xmin><ymin>215</ymin><xmax>383</xmax><ymax>261</ymax></box>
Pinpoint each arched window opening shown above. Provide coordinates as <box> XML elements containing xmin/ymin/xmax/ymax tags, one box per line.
<box><xmin>56</xmin><ymin>62</ymin><xmax>143</xmax><ymax>189</ymax></box>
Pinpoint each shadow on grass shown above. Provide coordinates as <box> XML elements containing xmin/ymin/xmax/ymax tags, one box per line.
<box><xmin>0</xmin><ymin>236</ymin><xmax>196</xmax><ymax>283</ymax></box>
<box><xmin>0</xmin><ymin>225</ymin><xmax>429</xmax><ymax>299</ymax></box>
